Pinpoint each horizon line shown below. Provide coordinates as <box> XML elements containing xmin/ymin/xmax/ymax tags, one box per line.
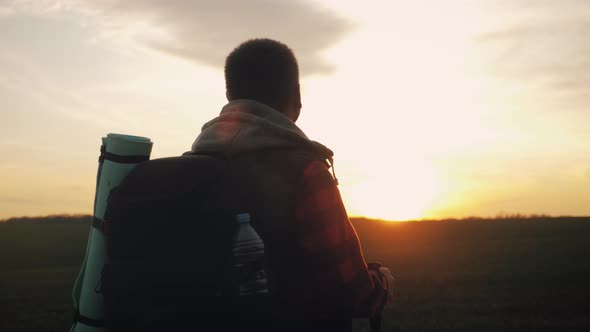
<box><xmin>2</xmin><ymin>213</ymin><xmax>590</xmax><ymax>223</ymax></box>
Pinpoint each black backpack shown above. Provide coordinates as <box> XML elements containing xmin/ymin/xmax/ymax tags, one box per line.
<box><xmin>101</xmin><ymin>154</ymin><xmax>275</xmax><ymax>331</ymax></box>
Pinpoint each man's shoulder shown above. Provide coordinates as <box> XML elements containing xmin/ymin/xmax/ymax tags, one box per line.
<box><xmin>255</xmin><ymin>148</ymin><xmax>329</xmax><ymax>178</ymax></box>
<box><xmin>277</xmin><ymin>148</ymin><xmax>328</xmax><ymax>165</ymax></box>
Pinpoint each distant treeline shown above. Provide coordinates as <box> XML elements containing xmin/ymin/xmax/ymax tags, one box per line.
<box><xmin>355</xmin><ymin>214</ymin><xmax>590</xmax><ymax>223</ymax></box>
<box><xmin>0</xmin><ymin>214</ymin><xmax>92</xmax><ymax>225</ymax></box>
<box><xmin>1</xmin><ymin>213</ymin><xmax>589</xmax><ymax>225</ymax></box>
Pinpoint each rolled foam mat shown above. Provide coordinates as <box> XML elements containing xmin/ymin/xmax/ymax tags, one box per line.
<box><xmin>71</xmin><ymin>133</ymin><xmax>152</xmax><ymax>332</ymax></box>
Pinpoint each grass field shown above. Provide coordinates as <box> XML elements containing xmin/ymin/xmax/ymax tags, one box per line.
<box><xmin>1</xmin><ymin>216</ymin><xmax>589</xmax><ymax>331</ymax></box>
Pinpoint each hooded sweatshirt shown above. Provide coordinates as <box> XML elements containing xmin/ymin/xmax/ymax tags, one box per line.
<box><xmin>189</xmin><ymin>100</ymin><xmax>387</xmax><ymax>330</ymax></box>
<box><xmin>191</xmin><ymin>99</ymin><xmax>334</xmax><ymax>162</ymax></box>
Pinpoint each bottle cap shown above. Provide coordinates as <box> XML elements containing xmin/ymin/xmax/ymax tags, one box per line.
<box><xmin>236</xmin><ymin>213</ymin><xmax>251</xmax><ymax>224</ymax></box>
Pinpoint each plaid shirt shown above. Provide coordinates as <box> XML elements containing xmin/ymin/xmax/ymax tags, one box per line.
<box><xmin>292</xmin><ymin>159</ymin><xmax>388</xmax><ymax>317</ymax></box>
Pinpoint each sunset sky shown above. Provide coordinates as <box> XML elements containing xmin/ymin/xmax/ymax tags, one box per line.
<box><xmin>1</xmin><ymin>0</ymin><xmax>589</xmax><ymax>221</ymax></box>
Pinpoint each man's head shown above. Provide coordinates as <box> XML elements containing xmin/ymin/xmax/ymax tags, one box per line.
<box><xmin>225</xmin><ymin>38</ymin><xmax>301</xmax><ymax>122</ymax></box>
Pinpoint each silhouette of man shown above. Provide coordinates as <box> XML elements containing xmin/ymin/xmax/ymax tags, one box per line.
<box><xmin>189</xmin><ymin>38</ymin><xmax>394</xmax><ymax>331</ymax></box>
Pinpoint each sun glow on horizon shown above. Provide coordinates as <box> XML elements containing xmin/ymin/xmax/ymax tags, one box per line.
<box><xmin>341</xmin><ymin>160</ymin><xmax>442</xmax><ymax>221</ymax></box>
<box><xmin>300</xmin><ymin>2</ymin><xmax>497</xmax><ymax>222</ymax></box>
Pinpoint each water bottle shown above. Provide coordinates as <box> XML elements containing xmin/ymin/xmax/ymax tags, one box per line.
<box><xmin>233</xmin><ymin>213</ymin><xmax>269</xmax><ymax>295</ymax></box>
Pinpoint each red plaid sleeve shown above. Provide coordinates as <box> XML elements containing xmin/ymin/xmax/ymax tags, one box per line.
<box><xmin>293</xmin><ymin>160</ymin><xmax>388</xmax><ymax>317</ymax></box>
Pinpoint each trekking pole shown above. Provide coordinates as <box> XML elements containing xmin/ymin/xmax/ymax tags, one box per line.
<box><xmin>367</xmin><ymin>262</ymin><xmax>387</xmax><ymax>332</ymax></box>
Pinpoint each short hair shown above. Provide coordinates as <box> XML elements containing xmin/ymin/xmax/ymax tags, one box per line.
<box><xmin>225</xmin><ymin>39</ymin><xmax>299</xmax><ymax>111</ymax></box>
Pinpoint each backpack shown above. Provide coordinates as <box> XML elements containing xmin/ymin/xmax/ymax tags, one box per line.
<box><xmin>101</xmin><ymin>154</ymin><xmax>275</xmax><ymax>331</ymax></box>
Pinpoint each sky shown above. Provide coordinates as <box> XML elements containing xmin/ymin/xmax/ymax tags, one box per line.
<box><xmin>0</xmin><ymin>0</ymin><xmax>589</xmax><ymax>221</ymax></box>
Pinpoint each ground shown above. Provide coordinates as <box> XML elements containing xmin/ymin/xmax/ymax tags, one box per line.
<box><xmin>1</xmin><ymin>216</ymin><xmax>589</xmax><ymax>331</ymax></box>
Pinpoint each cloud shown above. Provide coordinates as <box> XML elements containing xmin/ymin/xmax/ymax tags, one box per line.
<box><xmin>116</xmin><ymin>0</ymin><xmax>355</xmax><ymax>75</ymax></box>
<box><xmin>476</xmin><ymin>0</ymin><xmax>590</xmax><ymax>105</ymax></box>
<box><xmin>0</xmin><ymin>5</ymin><xmax>15</xmax><ymax>17</ymax></box>
<box><xmin>125</xmin><ymin>0</ymin><xmax>355</xmax><ymax>75</ymax></box>
<box><xmin>11</xmin><ymin>0</ymin><xmax>355</xmax><ymax>76</ymax></box>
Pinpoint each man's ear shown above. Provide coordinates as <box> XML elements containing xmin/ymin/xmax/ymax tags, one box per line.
<box><xmin>290</xmin><ymin>83</ymin><xmax>302</xmax><ymax>122</ymax></box>
<box><xmin>295</xmin><ymin>83</ymin><xmax>301</xmax><ymax>108</ymax></box>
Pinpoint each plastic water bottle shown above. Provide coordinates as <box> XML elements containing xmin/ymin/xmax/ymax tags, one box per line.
<box><xmin>233</xmin><ymin>213</ymin><xmax>269</xmax><ymax>295</ymax></box>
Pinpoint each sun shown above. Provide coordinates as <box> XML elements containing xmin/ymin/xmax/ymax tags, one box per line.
<box><xmin>342</xmin><ymin>160</ymin><xmax>441</xmax><ymax>221</ymax></box>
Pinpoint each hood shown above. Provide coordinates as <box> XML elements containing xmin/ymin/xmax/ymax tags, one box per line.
<box><xmin>190</xmin><ymin>99</ymin><xmax>333</xmax><ymax>160</ymax></box>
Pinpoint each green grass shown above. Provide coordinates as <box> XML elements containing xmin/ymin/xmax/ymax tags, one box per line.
<box><xmin>0</xmin><ymin>220</ymin><xmax>89</xmax><ymax>332</ymax></box>
<box><xmin>1</xmin><ymin>216</ymin><xmax>589</xmax><ymax>331</ymax></box>
<box><xmin>353</xmin><ymin>217</ymin><xmax>590</xmax><ymax>331</ymax></box>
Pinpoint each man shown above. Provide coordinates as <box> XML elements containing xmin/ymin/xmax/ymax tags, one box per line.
<box><xmin>189</xmin><ymin>38</ymin><xmax>394</xmax><ymax>331</ymax></box>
